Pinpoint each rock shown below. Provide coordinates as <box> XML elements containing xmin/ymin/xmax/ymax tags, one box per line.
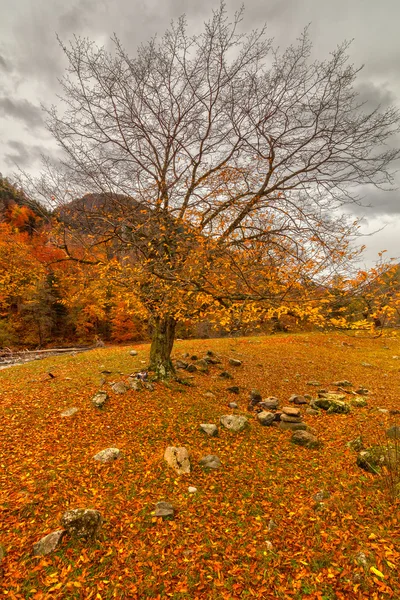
<box><xmin>289</xmin><ymin>394</ymin><xmax>308</xmax><ymax>405</ymax></box>
<box><xmin>206</xmin><ymin>350</ymin><xmax>214</xmax><ymax>357</ymax></box>
<box><xmin>129</xmin><ymin>350</ymin><xmax>138</xmax><ymax>356</ymax></box>
<box><xmin>229</xmin><ymin>358</ymin><xmax>242</xmax><ymax>367</ymax></box>
<box><xmin>190</xmin><ymin>355</ymin><xmax>198</xmax><ymax>361</ymax></box>
<box><xmin>361</xmin><ymin>362</ymin><xmax>373</xmax><ymax>368</ymax></box>
<box><xmin>203</xmin><ymin>391</ymin><xmax>215</xmax><ymax>398</ymax></box>
<box><xmin>164</xmin><ymin>447</ymin><xmax>191</xmax><ymax>474</ymax></box>
<box><xmin>313</xmin><ymin>395</ymin><xmax>351</xmax><ymax>414</ymax></box>
<box><xmin>386</xmin><ymin>425</ymin><xmax>400</xmax><ymax>440</ymax></box>
<box><xmin>347</xmin><ymin>436</ymin><xmax>365</xmax><ymax>452</ymax></box>
<box><xmin>355</xmin><ymin>552</ymin><xmax>369</xmax><ymax>568</ymax></box>
<box><xmin>248</xmin><ymin>389</ymin><xmax>262</xmax><ymax>409</ymax></box>
<box><xmin>333</xmin><ymin>380</ymin><xmax>352</xmax><ymax>387</ymax></box>
<box><xmin>220</xmin><ymin>414</ymin><xmax>248</xmax><ymax>432</ymax></box>
<box><xmin>265</xmin><ymin>540</ymin><xmax>273</xmax><ymax>551</ymax></box>
<box><xmin>182</xmin><ymin>352</ymin><xmax>190</xmax><ymax>359</ymax></box>
<box><xmin>219</xmin><ymin>371</ymin><xmax>233</xmax><ymax>379</ymax></box>
<box><xmin>313</xmin><ymin>490</ymin><xmax>330</xmax><ymax>502</ymax></box>
<box><xmin>33</xmin><ymin>530</ymin><xmax>65</xmax><ymax>556</ymax></box>
<box><xmin>281</xmin><ymin>406</ymin><xmax>301</xmax><ymax>418</ymax></box>
<box><xmin>60</xmin><ymin>509</ymin><xmax>102</xmax><ymax>540</ymax></box>
<box><xmin>280</xmin><ymin>414</ymin><xmax>302</xmax><ymax>423</ymax></box>
<box><xmin>257</xmin><ymin>411</ymin><xmax>275</xmax><ymax>426</ymax></box>
<box><xmin>306</xmin><ymin>408</ymin><xmax>320</xmax><ymax>416</ymax></box>
<box><xmin>260</xmin><ymin>397</ymin><xmax>279</xmax><ymax>410</ymax></box>
<box><xmin>377</xmin><ymin>408</ymin><xmax>389</xmax><ymax>414</ymax></box>
<box><xmin>128</xmin><ymin>377</ymin><xmax>143</xmax><ymax>391</ymax></box>
<box><xmin>228</xmin><ymin>402</ymin><xmax>238</xmax><ymax>409</ymax></box>
<box><xmin>268</xmin><ymin>519</ymin><xmax>278</xmax><ymax>531</ymax></box>
<box><xmin>291</xmin><ymin>430</ymin><xmax>322</xmax><ymax>449</ymax></box>
<box><xmin>356</xmin><ymin>445</ymin><xmax>398</xmax><ymax>473</ymax></box>
<box><xmin>355</xmin><ymin>387</ymin><xmax>369</xmax><ymax>395</ymax></box>
<box><xmin>175</xmin><ymin>360</ymin><xmax>188</xmax><ymax>370</ymax></box>
<box><xmin>188</xmin><ymin>486</ymin><xmax>197</xmax><ymax>493</ymax></box>
<box><xmin>61</xmin><ymin>407</ymin><xmax>78</xmax><ymax>417</ymax></box>
<box><xmin>144</xmin><ymin>382</ymin><xmax>155</xmax><ymax>392</ymax></box>
<box><xmin>279</xmin><ymin>421</ymin><xmax>307</xmax><ymax>432</ymax></box>
<box><xmin>91</xmin><ymin>391</ymin><xmax>108</xmax><ymax>408</ymax></box>
<box><xmin>111</xmin><ymin>381</ymin><xmax>127</xmax><ymax>394</ymax></box>
<box><xmin>350</xmin><ymin>397</ymin><xmax>368</xmax><ymax>408</ymax></box>
<box><xmin>93</xmin><ymin>448</ymin><xmax>121</xmax><ymax>463</ymax></box>
<box><xmin>196</xmin><ymin>359</ymin><xmax>209</xmax><ymax>371</ymax></box>
<box><xmin>205</xmin><ymin>356</ymin><xmax>222</xmax><ymax>365</ymax></box>
<box><xmin>227</xmin><ymin>386</ymin><xmax>240</xmax><ymax>394</ymax></box>
<box><xmin>199</xmin><ymin>454</ymin><xmax>222</xmax><ymax>469</ymax></box>
<box><xmin>307</xmin><ymin>381</ymin><xmax>321</xmax><ymax>386</ymax></box>
<box><xmin>155</xmin><ymin>501</ymin><xmax>175</xmax><ymax>518</ymax></box>
<box><xmin>199</xmin><ymin>424</ymin><xmax>218</xmax><ymax>436</ymax></box>
<box><xmin>187</xmin><ymin>364</ymin><xmax>197</xmax><ymax>373</ymax></box>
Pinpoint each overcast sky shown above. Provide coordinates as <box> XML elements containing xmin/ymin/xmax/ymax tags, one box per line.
<box><xmin>0</xmin><ymin>0</ymin><xmax>399</xmax><ymax>266</ymax></box>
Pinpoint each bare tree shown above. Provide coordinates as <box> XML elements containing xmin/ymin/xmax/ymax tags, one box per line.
<box><xmin>29</xmin><ymin>3</ymin><xmax>400</xmax><ymax>377</ymax></box>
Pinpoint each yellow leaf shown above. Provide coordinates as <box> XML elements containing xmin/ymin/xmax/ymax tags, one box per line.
<box><xmin>370</xmin><ymin>566</ymin><xmax>384</xmax><ymax>578</ymax></box>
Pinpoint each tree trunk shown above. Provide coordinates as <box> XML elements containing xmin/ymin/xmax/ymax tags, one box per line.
<box><xmin>149</xmin><ymin>316</ymin><xmax>176</xmax><ymax>379</ymax></box>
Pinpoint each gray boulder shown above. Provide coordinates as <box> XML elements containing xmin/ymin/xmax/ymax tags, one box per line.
<box><xmin>60</xmin><ymin>509</ymin><xmax>102</xmax><ymax>540</ymax></box>
<box><xmin>220</xmin><ymin>414</ymin><xmax>249</xmax><ymax>432</ymax></box>
<box><xmin>279</xmin><ymin>421</ymin><xmax>307</xmax><ymax>431</ymax></box>
<box><xmin>199</xmin><ymin>455</ymin><xmax>222</xmax><ymax>469</ymax></box>
<box><xmin>260</xmin><ymin>397</ymin><xmax>279</xmax><ymax>410</ymax></box>
<box><xmin>257</xmin><ymin>411</ymin><xmax>275</xmax><ymax>426</ymax></box>
<box><xmin>281</xmin><ymin>406</ymin><xmax>301</xmax><ymax>418</ymax></box>
<box><xmin>289</xmin><ymin>395</ymin><xmax>308</xmax><ymax>405</ymax></box>
<box><xmin>93</xmin><ymin>448</ymin><xmax>121</xmax><ymax>463</ymax></box>
<box><xmin>155</xmin><ymin>501</ymin><xmax>175</xmax><ymax>518</ymax></box>
<box><xmin>199</xmin><ymin>424</ymin><xmax>218</xmax><ymax>437</ymax></box>
<box><xmin>33</xmin><ymin>530</ymin><xmax>65</xmax><ymax>556</ymax></box>
<box><xmin>313</xmin><ymin>394</ymin><xmax>351</xmax><ymax>414</ymax></box>
<box><xmin>92</xmin><ymin>391</ymin><xmax>108</xmax><ymax>408</ymax></box>
<box><xmin>164</xmin><ymin>447</ymin><xmax>191</xmax><ymax>474</ymax></box>
<box><xmin>291</xmin><ymin>430</ymin><xmax>322</xmax><ymax>449</ymax></box>
<box><xmin>111</xmin><ymin>381</ymin><xmax>127</xmax><ymax>394</ymax></box>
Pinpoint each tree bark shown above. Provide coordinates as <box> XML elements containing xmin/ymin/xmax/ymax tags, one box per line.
<box><xmin>149</xmin><ymin>316</ymin><xmax>176</xmax><ymax>379</ymax></box>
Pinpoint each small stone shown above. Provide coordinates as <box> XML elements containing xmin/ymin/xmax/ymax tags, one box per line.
<box><xmin>155</xmin><ymin>501</ymin><xmax>175</xmax><ymax>518</ymax></box>
<box><xmin>281</xmin><ymin>406</ymin><xmax>301</xmax><ymax>417</ymax></box>
<box><xmin>227</xmin><ymin>386</ymin><xmax>240</xmax><ymax>394</ymax></box>
<box><xmin>175</xmin><ymin>360</ymin><xmax>188</xmax><ymax>370</ymax></box>
<box><xmin>219</xmin><ymin>371</ymin><xmax>233</xmax><ymax>379</ymax></box>
<box><xmin>307</xmin><ymin>381</ymin><xmax>321</xmax><ymax>386</ymax></box>
<box><xmin>268</xmin><ymin>519</ymin><xmax>278</xmax><ymax>531</ymax></box>
<box><xmin>129</xmin><ymin>350</ymin><xmax>138</xmax><ymax>356</ymax></box>
<box><xmin>220</xmin><ymin>415</ymin><xmax>248</xmax><ymax>432</ymax></box>
<box><xmin>188</xmin><ymin>486</ymin><xmax>197</xmax><ymax>494</ymax></box>
<box><xmin>196</xmin><ymin>359</ymin><xmax>209</xmax><ymax>371</ymax></box>
<box><xmin>291</xmin><ymin>430</ymin><xmax>323</xmax><ymax>449</ymax></box>
<box><xmin>280</xmin><ymin>414</ymin><xmax>302</xmax><ymax>423</ymax></box>
<box><xmin>199</xmin><ymin>424</ymin><xmax>218</xmax><ymax>436</ymax></box>
<box><xmin>93</xmin><ymin>448</ymin><xmax>121</xmax><ymax>463</ymax></box>
<box><xmin>347</xmin><ymin>436</ymin><xmax>364</xmax><ymax>451</ymax></box>
<box><xmin>386</xmin><ymin>425</ymin><xmax>400</xmax><ymax>440</ymax></box>
<box><xmin>33</xmin><ymin>530</ymin><xmax>65</xmax><ymax>556</ymax></box>
<box><xmin>306</xmin><ymin>408</ymin><xmax>320</xmax><ymax>416</ymax></box>
<box><xmin>289</xmin><ymin>395</ymin><xmax>307</xmax><ymax>405</ymax></box>
<box><xmin>355</xmin><ymin>387</ymin><xmax>369</xmax><ymax>395</ymax></box>
<box><xmin>203</xmin><ymin>391</ymin><xmax>215</xmax><ymax>398</ymax></box>
<box><xmin>355</xmin><ymin>552</ymin><xmax>369</xmax><ymax>567</ymax></box>
<box><xmin>265</xmin><ymin>540</ymin><xmax>274</xmax><ymax>551</ymax></box>
<box><xmin>361</xmin><ymin>362</ymin><xmax>373</xmax><ymax>368</ymax></box>
<box><xmin>144</xmin><ymin>382</ymin><xmax>155</xmax><ymax>391</ymax></box>
<box><xmin>313</xmin><ymin>490</ymin><xmax>330</xmax><ymax>502</ymax></box>
<box><xmin>190</xmin><ymin>355</ymin><xmax>198</xmax><ymax>361</ymax></box>
<box><xmin>61</xmin><ymin>407</ymin><xmax>78</xmax><ymax>417</ymax></box>
<box><xmin>228</xmin><ymin>402</ymin><xmax>238</xmax><ymax>409</ymax></box>
<box><xmin>332</xmin><ymin>380</ymin><xmax>352</xmax><ymax>387</ymax></box>
<box><xmin>206</xmin><ymin>350</ymin><xmax>214</xmax><ymax>357</ymax></box>
<box><xmin>182</xmin><ymin>352</ymin><xmax>190</xmax><ymax>359</ymax></box>
<box><xmin>259</xmin><ymin>397</ymin><xmax>279</xmax><ymax>410</ymax></box>
<box><xmin>61</xmin><ymin>509</ymin><xmax>102</xmax><ymax>540</ymax></box>
<box><xmin>229</xmin><ymin>358</ymin><xmax>242</xmax><ymax>367</ymax></box>
<box><xmin>199</xmin><ymin>454</ymin><xmax>222</xmax><ymax>469</ymax></box>
<box><xmin>187</xmin><ymin>364</ymin><xmax>197</xmax><ymax>373</ymax></box>
<box><xmin>111</xmin><ymin>381</ymin><xmax>127</xmax><ymax>394</ymax></box>
<box><xmin>257</xmin><ymin>411</ymin><xmax>275</xmax><ymax>426</ymax></box>
<box><xmin>377</xmin><ymin>408</ymin><xmax>389</xmax><ymax>414</ymax></box>
<box><xmin>164</xmin><ymin>447</ymin><xmax>191</xmax><ymax>474</ymax></box>
<box><xmin>91</xmin><ymin>391</ymin><xmax>108</xmax><ymax>408</ymax></box>
<box><xmin>128</xmin><ymin>377</ymin><xmax>143</xmax><ymax>391</ymax></box>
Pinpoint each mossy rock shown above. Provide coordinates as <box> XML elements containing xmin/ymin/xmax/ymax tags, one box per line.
<box><xmin>350</xmin><ymin>396</ymin><xmax>368</xmax><ymax>408</ymax></box>
<box><xmin>357</xmin><ymin>445</ymin><xmax>399</xmax><ymax>474</ymax></box>
<box><xmin>314</xmin><ymin>396</ymin><xmax>351</xmax><ymax>414</ymax></box>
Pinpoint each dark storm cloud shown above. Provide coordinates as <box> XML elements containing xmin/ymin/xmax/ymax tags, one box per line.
<box><xmin>0</xmin><ymin>97</ymin><xmax>44</xmax><ymax>129</ymax></box>
<box><xmin>4</xmin><ymin>141</ymin><xmax>46</xmax><ymax>168</ymax></box>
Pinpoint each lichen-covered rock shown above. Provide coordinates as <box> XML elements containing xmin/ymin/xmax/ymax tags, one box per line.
<box><xmin>111</xmin><ymin>381</ymin><xmax>127</xmax><ymax>394</ymax></box>
<box><xmin>314</xmin><ymin>395</ymin><xmax>350</xmax><ymax>414</ymax></box>
<box><xmin>91</xmin><ymin>391</ymin><xmax>108</xmax><ymax>408</ymax></box>
<box><xmin>291</xmin><ymin>430</ymin><xmax>323</xmax><ymax>449</ymax></box>
<box><xmin>260</xmin><ymin>397</ymin><xmax>279</xmax><ymax>410</ymax></box>
<box><xmin>356</xmin><ymin>445</ymin><xmax>398</xmax><ymax>473</ymax></box>
<box><xmin>387</xmin><ymin>425</ymin><xmax>400</xmax><ymax>440</ymax></box>
<box><xmin>199</xmin><ymin>455</ymin><xmax>222</xmax><ymax>469</ymax></box>
<box><xmin>33</xmin><ymin>530</ymin><xmax>65</xmax><ymax>556</ymax></box>
<box><xmin>93</xmin><ymin>448</ymin><xmax>121</xmax><ymax>463</ymax></box>
<box><xmin>306</xmin><ymin>408</ymin><xmax>320</xmax><ymax>416</ymax></box>
<box><xmin>60</xmin><ymin>509</ymin><xmax>102</xmax><ymax>539</ymax></box>
<box><xmin>154</xmin><ymin>501</ymin><xmax>174</xmax><ymax>518</ymax></box>
<box><xmin>220</xmin><ymin>415</ymin><xmax>248</xmax><ymax>432</ymax></box>
<box><xmin>164</xmin><ymin>447</ymin><xmax>191</xmax><ymax>474</ymax></box>
<box><xmin>199</xmin><ymin>424</ymin><xmax>218</xmax><ymax>436</ymax></box>
<box><xmin>61</xmin><ymin>407</ymin><xmax>78</xmax><ymax>417</ymax></box>
<box><xmin>350</xmin><ymin>396</ymin><xmax>368</xmax><ymax>408</ymax></box>
<box><xmin>257</xmin><ymin>411</ymin><xmax>275</xmax><ymax>426</ymax></box>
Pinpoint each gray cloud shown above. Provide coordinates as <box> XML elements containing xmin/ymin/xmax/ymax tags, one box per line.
<box><xmin>4</xmin><ymin>140</ymin><xmax>46</xmax><ymax>168</ymax></box>
<box><xmin>0</xmin><ymin>97</ymin><xmax>44</xmax><ymax>129</ymax></box>
<box><xmin>0</xmin><ymin>55</ymin><xmax>11</xmax><ymax>72</ymax></box>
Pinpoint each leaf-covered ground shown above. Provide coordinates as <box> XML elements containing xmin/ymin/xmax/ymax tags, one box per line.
<box><xmin>1</xmin><ymin>332</ymin><xmax>399</xmax><ymax>600</ymax></box>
